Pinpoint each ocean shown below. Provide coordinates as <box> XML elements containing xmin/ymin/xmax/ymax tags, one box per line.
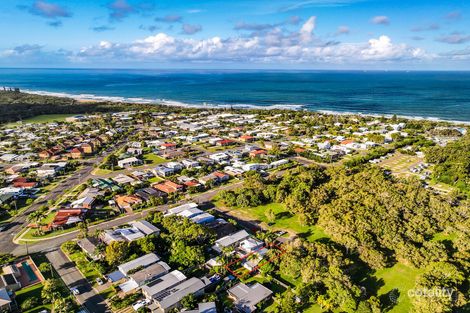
<box><xmin>1</xmin><ymin>68</ymin><xmax>470</xmax><ymax>122</ymax></box>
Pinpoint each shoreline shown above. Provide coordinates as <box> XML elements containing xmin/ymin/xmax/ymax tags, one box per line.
<box><xmin>22</xmin><ymin>89</ymin><xmax>470</xmax><ymax>126</ymax></box>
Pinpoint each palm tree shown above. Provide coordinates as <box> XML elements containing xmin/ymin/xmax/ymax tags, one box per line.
<box><xmin>27</xmin><ymin>210</ymin><xmax>47</xmax><ymax>225</ymax></box>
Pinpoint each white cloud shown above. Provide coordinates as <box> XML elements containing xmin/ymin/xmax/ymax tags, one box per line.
<box><xmin>300</xmin><ymin>16</ymin><xmax>316</xmax><ymax>43</ymax></box>
<box><xmin>4</xmin><ymin>17</ymin><xmax>432</xmax><ymax>66</ymax></box>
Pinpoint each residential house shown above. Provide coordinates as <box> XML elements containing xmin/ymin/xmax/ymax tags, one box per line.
<box><xmin>165</xmin><ymin>202</ymin><xmax>198</xmax><ymax>216</ymax></box>
<box><xmin>153</xmin><ymin>166</ymin><xmax>174</xmax><ymax>178</ymax></box>
<box><xmin>115</xmin><ymin>195</ymin><xmax>143</xmax><ymax>213</ymax></box>
<box><xmin>227</xmin><ymin>283</ymin><xmax>273</xmax><ymax>313</ymax></box>
<box><xmin>129</xmin><ymin>220</ymin><xmax>160</xmax><ymax>236</ymax></box>
<box><xmin>50</xmin><ymin>209</ymin><xmax>85</xmax><ymax>229</ymax></box>
<box><xmin>143</xmin><ymin>271</ymin><xmax>205</xmax><ymax>313</ymax></box>
<box><xmin>208</xmin><ymin>153</ymin><xmax>229</xmax><ymax>163</ymax></box>
<box><xmin>166</xmin><ymin>162</ymin><xmax>183</xmax><ymax>171</ymax></box>
<box><xmin>118</xmin><ymin>157</ymin><xmax>142</xmax><ymax>168</ymax></box>
<box><xmin>70</xmin><ymin>196</ymin><xmax>96</xmax><ymax>209</ymax></box>
<box><xmin>36</xmin><ymin>162</ymin><xmax>67</xmax><ymax>178</ymax></box>
<box><xmin>80</xmin><ymin>142</ymin><xmax>95</xmax><ymax>154</ymax></box>
<box><xmin>142</xmin><ymin>270</ymin><xmax>186</xmax><ymax>301</ymax></box>
<box><xmin>181</xmin><ymin>159</ymin><xmax>200</xmax><ymax>168</ymax></box>
<box><xmin>213</xmin><ymin>171</ymin><xmax>229</xmax><ymax>182</ymax></box>
<box><xmin>135</xmin><ymin>187</ymin><xmax>164</xmax><ymax>202</ymax></box>
<box><xmin>127</xmin><ymin>147</ymin><xmax>143</xmax><ymax>155</ymax></box>
<box><xmin>77</xmin><ymin>237</ymin><xmax>102</xmax><ymax>261</ymax></box>
<box><xmin>152</xmin><ymin>277</ymin><xmax>206</xmax><ymax>313</ymax></box>
<box><xmin>190</xmin><ymin>213</ymin><xmax>215</xmax><ymax>225</ymax></box>
<box><xmin>249</xmin><ymin>149</ymin><xmax>267</xmax><ymax>158</ymax></box>
<box><xmin>216</xmin><ymin>139</ymin><xmax>235</xmax><ymax>146</ymax></box>
<box><xmin>152</xmin><ymin>181</ymin><xmax>183</xmax><ymax>194</ymax></box>
<box><xmin>119</xmin><ymin>261</ymin><xmax>171</xmax><ymax>293</ymax></box>
<box><xmin>118</xmin><ymin>253</ymin><xmax>161</xmax><ymax>276</ymax></box>
<box><xmin>160</xmin><ymin>143</ymin><xmax>177</xmax><ymax>150</ymax></box>
<box><xmin>70</xmin><ymin>148</ymin><xmax>84</xmax><ymax>159</ymax></box>
<box><xmin>212</xmin><ymin>230</ymin><xmax>250</xmax><ymax>253</ymax></box>
<box><xmin>0</xmin><ymin>288</ymin><xmax>12</xmax><ymax>312</ymax></box>
<box><xmin>112</xmin><ymin>174</ymin><xmax>137</xmax><ymax>185</ymax></box>
<box><xmin>184</xmin><ymin>302</ymin><xmax>217</xmax><ymax>313</ymax></box>
<box><xmin>240</xmin><ymin>135</ymin><xmax>255</xmax><ymax>143</ymax></box>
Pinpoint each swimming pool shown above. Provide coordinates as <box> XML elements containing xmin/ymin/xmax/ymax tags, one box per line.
<box><xmin>22</xmin><ymin>261</ymin><xmax>38</xmax><ymax>282</ymax></box>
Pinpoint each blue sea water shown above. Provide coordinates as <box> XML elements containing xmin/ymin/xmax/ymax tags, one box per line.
<box><xmin>1</xmin><ymin>68</ymin><xmax>470</xmax><ymax>121</ymax></box>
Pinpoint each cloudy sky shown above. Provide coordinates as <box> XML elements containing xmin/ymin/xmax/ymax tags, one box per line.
<box><xmin>1</xmin><ymin>0</ymin><xmax>470</xmax><ymax>69</ymax></box>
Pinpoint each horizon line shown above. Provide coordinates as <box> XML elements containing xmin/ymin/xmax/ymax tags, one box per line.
<box><xmin>1</xmin><ymin>67</ymin><xmax>470</xmax><ymax>73</ymax></box>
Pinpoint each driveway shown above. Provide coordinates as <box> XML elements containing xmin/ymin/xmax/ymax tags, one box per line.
<box><xmin>46</xmin><ymin>249</ymin><xmax>109</xmax><ymax>313</ymax></box>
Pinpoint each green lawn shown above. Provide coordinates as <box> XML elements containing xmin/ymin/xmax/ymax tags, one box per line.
<box><xmin>5</xmin><ymin>114</ymin><xmax>76</xmax><ymax>126</ymax></box>
<box><xmin>225</xmin><ymin>202</ymin><xmax>328</xmax><ymax>242</ymax></box>
<box><xmin>432</xmin><ymin>231</ymin><xmax>458</xmax><ymax>242</ymax></box>
<box><xmin>148</xmin><ymin>176</ymin><xmax>164</xmax><ymax>183</ymax></box>
<box><xmin>62</xmin><ymin>245</ymin><xmax>102</xmax><ymax>283</ymax></box>
<box><xmin>15</xmin><ymin>283</ymin><xmax>52</xmax><ymax>313</ymax></box>
<box><xmin>99</xmin><ymin>286</ymin><xmax>117</xmax><ymax>300</ymax></box>
<box><xmin>143</xmin><ymin>153</ymin><xmax>166</xmax><ymax>165</ymax></box>
<box><xmin>369</xmin><ymin>263</ymin><xmax>423</xmax><ymax>313</ymax></box>
<box><xmin>93</xmin><ymin>168</ymin><xmax>113</xmax><ymax>175</ymax></box>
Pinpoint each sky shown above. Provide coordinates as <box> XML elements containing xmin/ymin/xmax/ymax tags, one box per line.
<box><xmin>1</xmin><ymin>0</ymin><xmax>470</xmax><ymax>70</ymax></box>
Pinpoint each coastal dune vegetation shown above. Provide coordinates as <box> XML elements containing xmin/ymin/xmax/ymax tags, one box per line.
<box><xmin>218</xmin><ymin>165</ymin><xmax>470</xmax><ymax>312</ymax></box>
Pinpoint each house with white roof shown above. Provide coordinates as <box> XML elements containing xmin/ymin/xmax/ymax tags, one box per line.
<box><xmin>118</xmin><ymin>157</ymin><xmax>142</xmax><ymax>168</ymax></box>
<box><xmin>212</xmin><ymin>230</ymin><xmax>250</xmax><ymax>253</ymax></box>
<box><xmin>165</xmin><ymin>202</ymin><xmax>198</xmax><ymax>216</ymax></box>
<box><xmin>118</xmin><ymin>253</ymin><xmax>160</xmax><ymax>276</ymax></box>
<box><xmin>228</xmin><ymin>283</ymin><xmax>273</xmax><ymax>313</ymax></box>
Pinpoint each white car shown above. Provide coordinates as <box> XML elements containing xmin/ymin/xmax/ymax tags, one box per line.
<box><xmin>132</xmin><ymin>299</ymin><xmax>150</xmax><ymax>311</ymax></box>
<box><xmin>71</xmin><ymin>288</ymin><xmax>80</xmax><ymax>295</ymax></box>
<box><xmin>96</xmin><ymin>277</ymin><xmax>104</xmax><ymax>285</ymax></box>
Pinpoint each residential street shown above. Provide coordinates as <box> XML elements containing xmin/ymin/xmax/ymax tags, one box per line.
<box><xmin>7</xmin><ymin>180</ymin><xmax>244</xmax><ymax>256</ymax></box>
<box><xmin>0</xmin><ymin>160</ymin><xmax>102</xmax><ymax>254</ymax></box>
<box><xmin>45</xmin><ymin>249</ymin><xmax>109</xmax><ymax>313</ymax></box>
<box><xmin>0</xmin><ymin>144</ymin><xmax>128</xmax><ymax>255</ymax></box>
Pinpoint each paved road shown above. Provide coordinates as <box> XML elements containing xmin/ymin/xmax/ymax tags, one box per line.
<box><xmin>8</xmin><ymin>180</ymin><xmax>244</xmax><ymax>256</ymax></box>
<box><xmin>0</xmin><ymin>161</ymin><xmax>100</xmax><ymax>253</ymax></box>
<box><xmin>46</xmin><ymin>249</ymin><xmax>109</xmax><ymax>313</ymax></box>
<box><xmin>0</xmin><ymin>144</ymin><xmax>126</xmax><ymax>255</ymax></box>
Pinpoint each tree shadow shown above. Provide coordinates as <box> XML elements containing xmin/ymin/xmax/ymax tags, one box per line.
<box><xmin>380</xmin><ymin>288</ymin><xmax>400</xmax><ymax>312</ymax></box>
<box><xmin>276</xmin><ymin>211</ymin><xmax>292</xmax><ymax>219</ymax></box>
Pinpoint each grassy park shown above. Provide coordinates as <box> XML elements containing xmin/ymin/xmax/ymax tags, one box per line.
<box><xmin>217</xmin><ymin>201</ymin><xmax>328</xmax><ymax>242</ymax></box>
<box><xmin>5</xmin><ymin>114</ymin><xmax>76</xmax><ymax>126</ymax></box>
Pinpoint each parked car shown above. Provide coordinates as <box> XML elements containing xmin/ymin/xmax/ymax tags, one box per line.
<box><xmin>96</xmin><ymin>277</ymin><xmax>104</xmax><ymax>285</ymax></box>
<box><xmin>71</xmin><ymin>287</ymin><xmax>80</xmax><ymax>295</ymax></box>
<box><xmin>132</xmin><ymin>299</ymin><xmax>150</xmax><ymax>311</ymax></box>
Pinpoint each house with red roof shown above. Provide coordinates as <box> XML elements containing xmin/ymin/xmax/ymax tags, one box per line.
<box><xmin>115</xmin><ymin>195</ymin><xmax>143</xmax><ymax>213</ymax></box>
<box><xmin>70</xmin><ymin>148</ymin><xmax>84</xmax><ymax>159</ymax></box>
<box><xmin>249</xmin><ymin>149</ymin><xmax>267</xmax><ymax>158</ymax></box>
<box><xmin>160</xmin><ymin>143</ymin><xmax>177</xmax><ymax>150</ymax></box>
<box><xmin>152</xmin><ymin>181</ymin><xmax>184</xmax><ymax>194</ymax></box>
<box><xmin>50</xmin><ymin>209</ymin><xmax>86</xmax><ymax>229</ymax></box>
<box><xmin>12</xmin><ymin>180</ymin><xmax>38</xmax><ymax>189</ymax></box>
<box><xmin>239</xmin><ymin>135</ymin><xmax>255</xmax><ymax>143</ymax></box>
<box><xmin>216</xmin><ymin>139</ymin><xmax>235</xmax><ymax>147</ymax></box>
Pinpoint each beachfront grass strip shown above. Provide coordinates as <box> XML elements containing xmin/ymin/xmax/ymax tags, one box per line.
<box><xmin>5</xmin><ymin>114</ymin><xmax>76</xmax><ymax>127</ymax></box>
